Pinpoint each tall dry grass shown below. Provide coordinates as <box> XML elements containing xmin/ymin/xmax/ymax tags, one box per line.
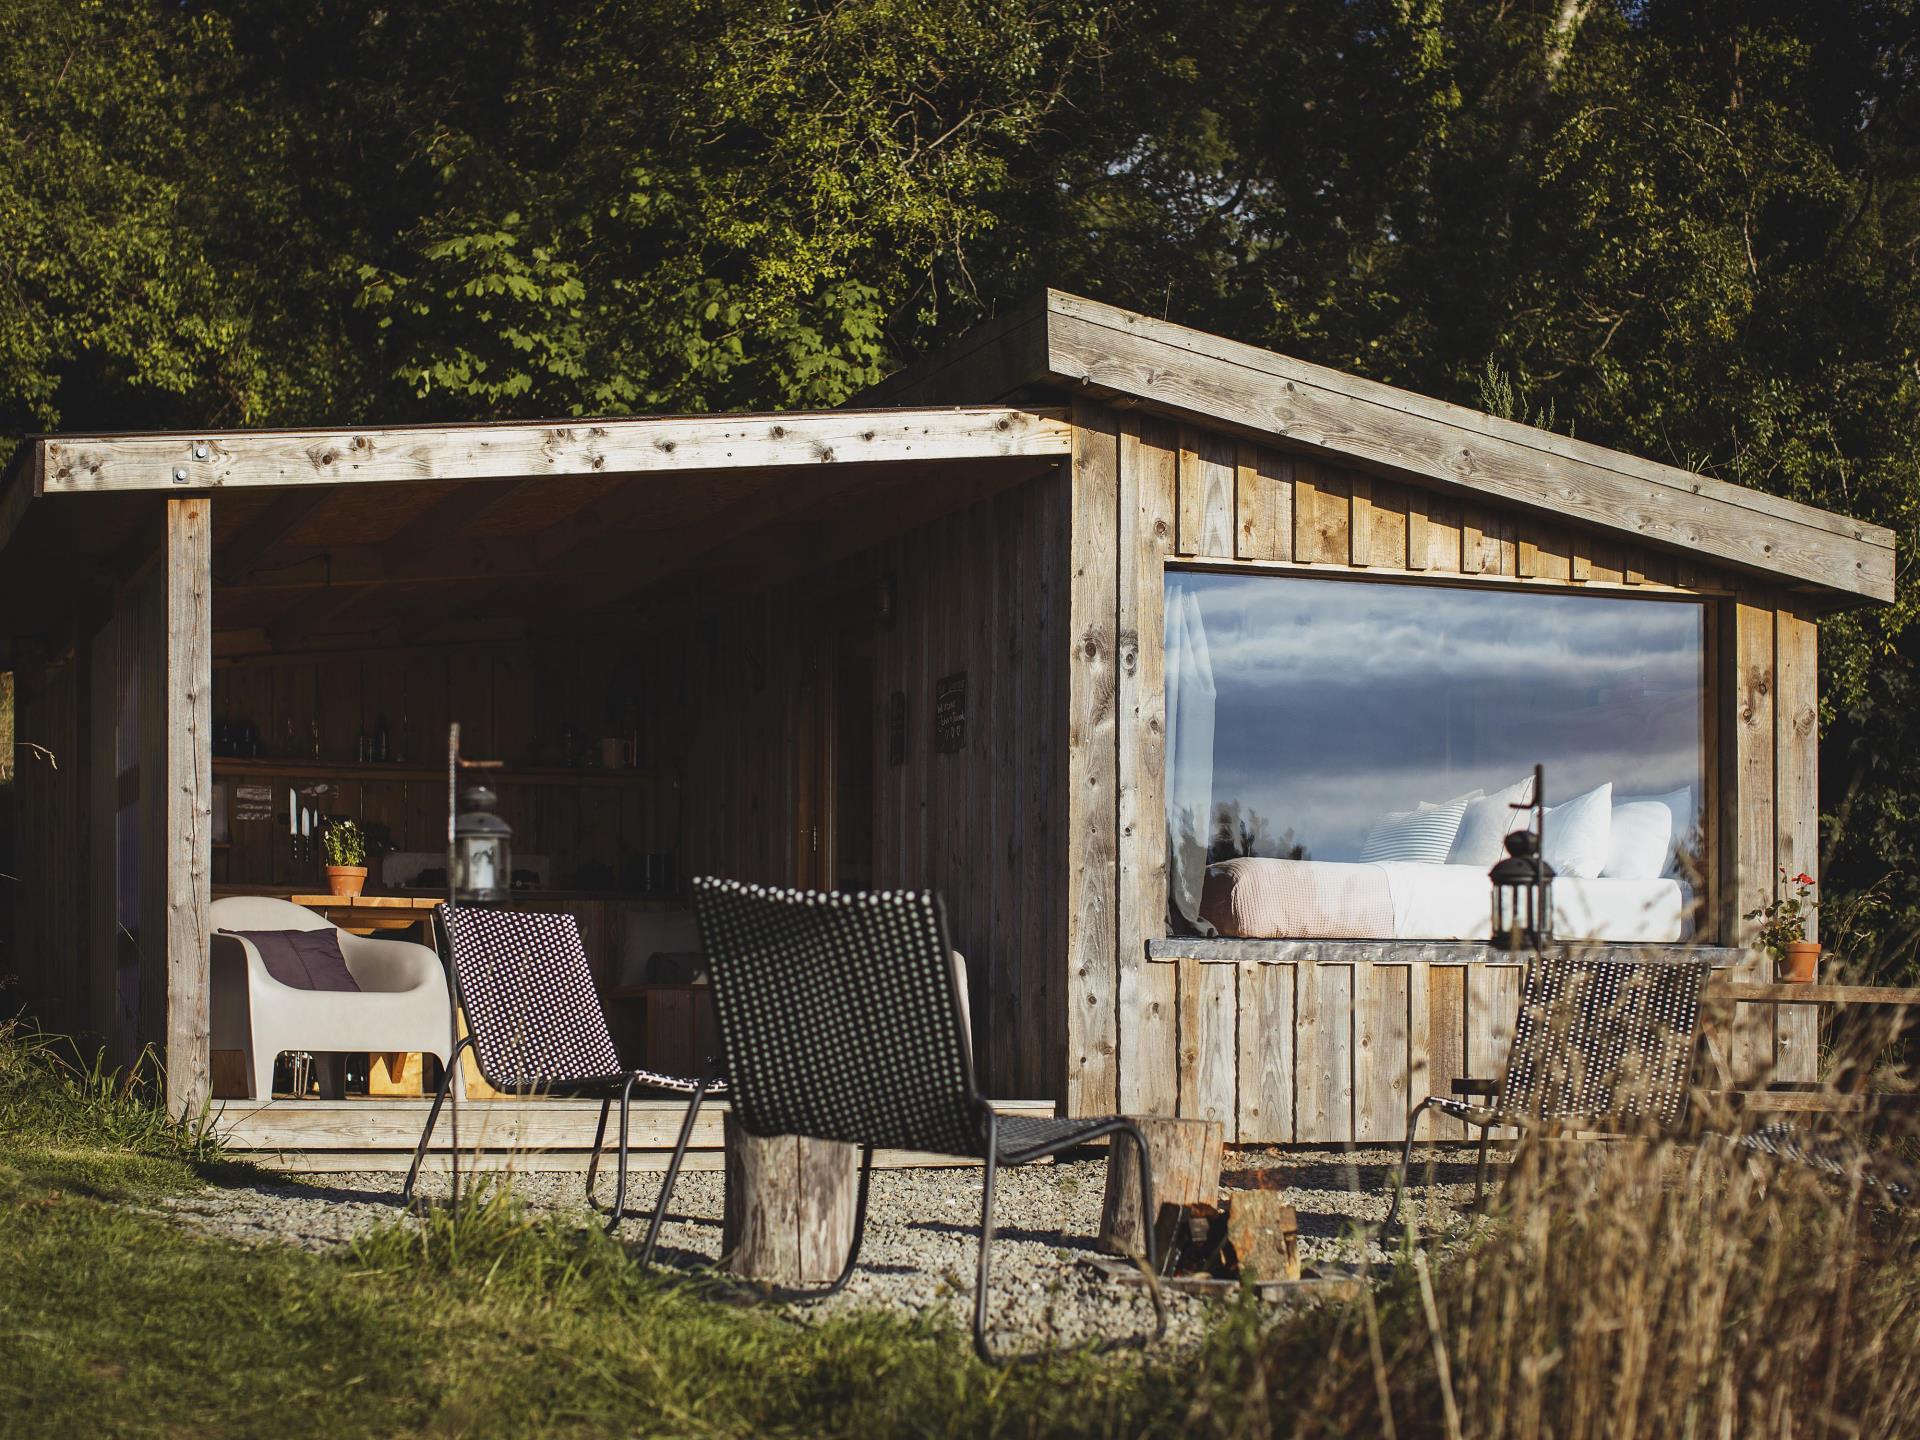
<box><xmin>1199</xmin><ymin>958</ymin><xmax>1920</xmax><ymax>1439</ymax></box>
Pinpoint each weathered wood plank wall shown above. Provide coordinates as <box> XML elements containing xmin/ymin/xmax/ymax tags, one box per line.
<box><xmin>7</xmin><ymin>638</ymin><xmax>87</xmax><ymax>1043</ymax></box>
<box><xmin>12</xmin><ymin>497</ymin><xmax>212</xmax><ymax>1113</ymax></box>
<box><xmin>1067</xmin><ymin>406</ymin><xmax>1825</xmax><ymax>1127</ymax></box>
<box><xmin>1153</xmin><ymin>947</ymin><xmax>1761</xmax><ymax>1144</ymax></box>
<box><xmin>680</xmin><ymin>471</ymin><xmax>1069</xmax><ymax>1099</ymax></box>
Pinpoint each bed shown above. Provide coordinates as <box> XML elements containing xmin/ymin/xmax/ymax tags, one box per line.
<box><xmin>1199</xmin><ymin>856</ymin><xmax>1692</xmax><ymax>944</ymax></box>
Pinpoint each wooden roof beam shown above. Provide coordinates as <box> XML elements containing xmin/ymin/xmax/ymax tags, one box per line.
<box><xmin>34</xmin><ymin>407</ymin><xmax>1070</xmax><ymax>495</ymax></box>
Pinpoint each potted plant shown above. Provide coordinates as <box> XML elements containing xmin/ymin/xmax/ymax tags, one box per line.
<box><xmin>1745</xmin><ymin>869</ymin><xmax>1821</xmax><ymax>983</ymax></box>
<box><xmin>321</xmin><ymin>818</ymin><xmax>369</xmax><ymax>898</ymax></box>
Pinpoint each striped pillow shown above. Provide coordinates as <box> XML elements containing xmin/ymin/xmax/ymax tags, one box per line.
<box><xmin>1359</xmin><ymin>791</ymin><xmax>1479</xmax><ymax>864</ymax></box>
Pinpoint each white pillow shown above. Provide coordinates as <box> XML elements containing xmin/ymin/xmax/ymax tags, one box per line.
<box><xmin>1604</xmin><ymin>800</ymin><xmax>1673</xmax><ymax>880</ymax></box>
<box><xmin>1542</xmin><ymin>783</ymin><xmax>1613</xmax><ymax>878</ymax></box>
<box><xmin>1617</xmin><ymin>786</ymin><xmax>1698</xmax><ymax>877</ymax></box>
<box><xmin>1359</xmin><ymin>789</ymin><xmax>1480</xmax><ymax>864</ymax></box>
<box><xmin>1447</xmin><ymin>777</ymin><xmax>1538</xmax><ymax>866</ymax></box>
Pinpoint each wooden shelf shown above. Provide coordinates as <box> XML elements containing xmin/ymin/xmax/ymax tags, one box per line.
<box><xmin>211</xmin><ymin>756</ymin><xmax>659</xmax><ymax>788</ymax></box>
<box><xmin>211</xmin><ymin>882</ymin><xmax>685</xmax><ymax>906</ymax></box>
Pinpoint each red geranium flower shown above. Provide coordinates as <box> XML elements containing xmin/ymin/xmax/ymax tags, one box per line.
<box><xmin>1794</xmin><ymin>872</ymin><xmax>1815</xmax><ymax>886</ymax></box>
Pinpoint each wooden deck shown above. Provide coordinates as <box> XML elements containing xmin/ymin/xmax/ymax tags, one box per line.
<box><xmin>211</xmin><ymin>1096</ymin><xmax>1061</xmax><ymax>1173</ymax></box>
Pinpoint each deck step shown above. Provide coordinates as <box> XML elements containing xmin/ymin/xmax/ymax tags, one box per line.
<box><xmin>211</xmin><ymin>1097</ymin><xmax>1060</xmax><ymax>1172</ymax></box>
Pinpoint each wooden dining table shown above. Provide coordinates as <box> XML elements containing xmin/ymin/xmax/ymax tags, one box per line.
<box><xmin>288</xmin><ymin>892</ymin><xmax>441</xmax><ymax>938</ymax></box>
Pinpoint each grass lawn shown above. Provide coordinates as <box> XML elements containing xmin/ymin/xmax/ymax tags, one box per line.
<box><xmin>7</xmin><ymin>1017</ymin><xmax>1920</xmax><ymax>1438</ymax></box>
<box><xmin>0</xmin><ymin>1026</ymin><xmax>1232</xmax><ymax>1439</ymax></box>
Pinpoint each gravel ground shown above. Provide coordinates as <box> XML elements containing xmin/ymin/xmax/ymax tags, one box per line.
<box><xmin>154</xmin><ymin>1143</ymin><xmax>1497</xmax><ymax>1351</ymax></box>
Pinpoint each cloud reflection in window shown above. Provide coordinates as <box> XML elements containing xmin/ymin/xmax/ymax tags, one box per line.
<box><xmin>1168</xmin><ymin>572</ymin><xmax>1706</xmax><ymax>865</ymax></box>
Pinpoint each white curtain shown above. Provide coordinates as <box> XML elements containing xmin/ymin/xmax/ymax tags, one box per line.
<box><xmin>1164</xmin><ymin>576</ymin><xmax>1217</xmax><ymax>932</ymax></box>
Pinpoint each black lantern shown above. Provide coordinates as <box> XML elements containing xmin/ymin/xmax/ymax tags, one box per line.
<box><xmin>1489</xmin><ymin>765</ymin><xmax>1554</xmax><ymax>952</ymax></box>
<box><xmin>451</xmin><ymin>780</ymin><xmax>512</xmax><ymax>904</ymax></box>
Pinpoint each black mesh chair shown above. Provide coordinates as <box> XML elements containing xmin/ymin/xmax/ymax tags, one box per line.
<box><xmin>1385</xmin><ymin>952</ymin><xmax>1710</xmax><ymax>1228</ymax></box>
<box><xmin>401</xmin><ymin>905</ymin><xmax>726</xmax><ymax>1236</ymax></box>
<box><xmin>1721</xmin><ymin>1122</ymin><xmax>1915</xmax><ymax>1206</ymax></box>
<box><xmin>661</xmin><ymin>877</ymin><xmax>1165</xmax><ymax>1363</ymax></box>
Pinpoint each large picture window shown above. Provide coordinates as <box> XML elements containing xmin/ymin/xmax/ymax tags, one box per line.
<box><xmin>1165</xmin><ymin>570</ymin><xmax>1708</xmax><ymax>942</ymax></box>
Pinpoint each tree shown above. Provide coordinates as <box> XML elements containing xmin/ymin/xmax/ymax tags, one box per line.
<box><xmin>3</xmin><ymin>0</ymin><xmax>1919</xmax><ymax>960</ymax></box>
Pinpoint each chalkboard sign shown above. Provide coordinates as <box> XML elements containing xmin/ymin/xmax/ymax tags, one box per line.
<box><xmin>935</xmin><ymin>672</ymin><xmax>967</xmax><ymax>753</ymax></box>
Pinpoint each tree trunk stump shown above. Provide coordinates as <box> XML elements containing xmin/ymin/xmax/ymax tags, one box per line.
<box><xmin>1097</xmin><ymin>1116</ymin><xmax>1224</xmax><ymax>1259</ymax></box>
<box><xmin>721</xmin><ymin>1115</ymin><xmax>860</xmax><ymax>1286</ymax></box>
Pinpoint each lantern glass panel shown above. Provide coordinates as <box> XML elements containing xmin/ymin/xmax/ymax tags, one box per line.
<box><xmin>451</xmin><ymin>782</ymin><xmax>513</xmax><ymax>904</ymax></box>
<box><xmin>453</xmin><ymin>833</ymin><xmax>511</xmax><ymax>903</ymax></box>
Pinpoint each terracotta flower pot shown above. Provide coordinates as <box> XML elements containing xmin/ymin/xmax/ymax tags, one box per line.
<box><xmin>1781</xmin><ymin>940</ymin><xmax>1822</xmax><ymax>984</ymax></box>
<box><xmin>324</xmin><ymin>864</ymin><xmax>368</xmax><ymax>898</ymax></box>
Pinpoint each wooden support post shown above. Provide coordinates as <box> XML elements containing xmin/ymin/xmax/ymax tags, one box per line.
<box><xmin>1117</xmin><ymin>416</ymin><xmax>1178</xmax><ymax>1115</ymax></box>
<box><xmin>164</xmin><ymin>497</ymin><xmax>213</xmax><ymax>1117</ymax></box>
<box><xmin>1097</xmin><ymin>1115</ymin><xmax>1223</xmax><ymax>1259</ymax></box>
<box><xmin>1065</xmin><ymin>401</ymin><xmax>1120</xmax><ymax>1113</ymax></box>
<box><xmin>721</xmin><ymin>1115</ymin><xmax>860</xmax><ymax>1286</ymax></box>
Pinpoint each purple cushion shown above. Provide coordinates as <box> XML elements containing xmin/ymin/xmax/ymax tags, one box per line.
<box><xmin>226</xmin><ymin>928</ymin><xmax>362</xmax><ymax>992</ymax></box>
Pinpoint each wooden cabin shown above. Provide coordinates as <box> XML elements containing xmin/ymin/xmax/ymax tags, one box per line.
<box><xmin>0</xmin><ymin>291</ymin><xmax>1894</xmax><ymax>1166</ymax></box>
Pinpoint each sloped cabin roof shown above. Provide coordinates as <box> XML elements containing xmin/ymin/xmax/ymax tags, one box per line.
<box><xmin>0</xmin><ymin>291</ymin><xmax>1894</xmax><ymax>667</ymax></box>
<box><xmin>864</xmin><ymin>290</ymin><xmax>1895</xmax><ymax>607</ymax></box>
<box><xmin>0</xmin><ymin>407</ymin><xmax>1069</xmax><ymax>662</ymax></box>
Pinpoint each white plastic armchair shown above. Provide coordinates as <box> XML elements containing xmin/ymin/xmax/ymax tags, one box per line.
<box><xmin>209</xmin><ymin>896</ymin><xmax>461</xmax><ymax>1103</ymax></box>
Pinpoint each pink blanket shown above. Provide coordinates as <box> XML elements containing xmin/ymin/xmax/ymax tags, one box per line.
<box><xmin>1200</xmin><ymin>857</ymin><xmax>1395</xmax><ymax>940</ymax></box>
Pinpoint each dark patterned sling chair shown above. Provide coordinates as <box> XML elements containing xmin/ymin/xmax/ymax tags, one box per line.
<box><xmin>401</xmin><ymin>905</ymin><xmax>725</xmax><ymax>1235</ymax></box>
<box><xmin>1719</xmin><ymin>1122</ymin><xmax>1915</xmax><ymax>1207</ymax></box>
<box><xmin>660</xmin><ymin>877</ymin><xmax>1165</xmax><ymax>1363</ymax></box>
<box><xmin>1385</xmin><ymin>951</ymin><xmax>1711</xmax><ymax>1228</ymax></box>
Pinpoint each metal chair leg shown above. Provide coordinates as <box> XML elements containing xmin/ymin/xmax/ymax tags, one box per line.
<box><xmin>1384</xmin><ymin>1097</ymin><xmax>1436</xmax><ymax>1230</ymax></box>
<box><xmin>584</xmin><ymin>1096</ymin><xmax>614</xmax><ymax>1210</ymax></box>
<box><xmin>1474</xmin><ymin>1124</ymin><xmax>1493</xmax><ymax>1208</ymax></box>
<box><xmin>639</xmin><ymin>1076</ymin><xmax>711</xmax><ymax>1262</ymax></box>
<box><xmin>402</xmin><ymin>1035</ymin><xmax>471</xmax><ymax>1206</ymax></box>
<box><xmin>972</xmin><ymin>1115</ymin><xmax>1166</xmax><ymax>1364</ymax></box>
<box><xmin>603</xmin><ymin>1073</ymin><xmax>640</xmax><ymax>1236</ymax></box>
<box><xmin>813</xmin><ymin>1144</ymin><xmax>875</xmax><ymax>1299</ymax></box>
<box><xmin>972</xmin><ymin>1113</ymin><xmax>1002</xmax><ymax>1365</ymax></box>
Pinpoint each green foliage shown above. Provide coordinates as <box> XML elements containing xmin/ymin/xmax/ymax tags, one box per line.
<box><xmin>0</xmin><ymin>1019</ymin><xmax>229</xmax><ymax>1197</ymax></box>
<box><xmin>320</xmin><ymin>818</ymin><xmax>366</xmax><ymax>869</ymax></box>
<box><xmin>2</xmin><ymin>0</ymin><xmax>1920</xmax><ymax>954</ymax></box>
<box><xmin>1746</xmin><ymin>867</ymin><xmax>1821</xmax><ymax>963</ymax></box>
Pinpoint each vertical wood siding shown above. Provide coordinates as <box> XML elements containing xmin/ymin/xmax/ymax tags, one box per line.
<box><xmin>679</xmin><ymin>471</ymin><xmax>1069</xmax><ymax>1099</ymax></box>
<box><xmin>1150</xmin><ymin>950</ymin><xmax>1761</xmax><ymax>1144</ymax></box>
<box><xmin>8</xmin><ymin>639</ymin><xmax>87</xmax><ymax>1043</ymax></box>
<box><xmin>1068</xmin><ymin>410</ymin><xmax>1826</xmax><ymax>1126</ymax></box>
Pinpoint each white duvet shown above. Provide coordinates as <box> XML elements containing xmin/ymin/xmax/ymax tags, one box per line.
<box><xmin>1378</xmin><ymin>862</ymin><xmax>1689</xmax><ymax>943</ymax></box>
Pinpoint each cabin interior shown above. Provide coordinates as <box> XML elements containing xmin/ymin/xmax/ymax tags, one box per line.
<box><xmin>202</xmin><ymin>447</ymin><xmax>1071</xmax><ymax>1100</ymax></box>
<box><xmin>0</xmin><ymin>411</ymin><xmax>1078</xmax><ymax>1155</ymax></box>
